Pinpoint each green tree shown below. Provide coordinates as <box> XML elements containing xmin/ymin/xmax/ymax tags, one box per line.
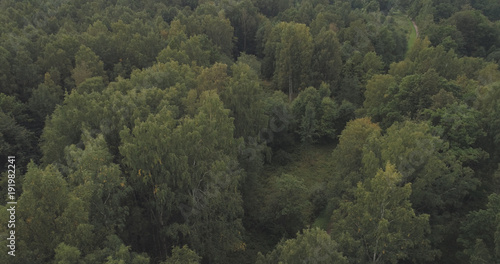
<box><xmin>0</xmin><ymin>46</ymin><xmax>15</xmax><ymax>95</ymax></box>
<box><xmin>338</xmin><ymin>19</ymin><xmax>374</xmax><ymax>54</ymax></box>
<box><xmin>360</xmin><ymin>74</ymin><xmax>397</xmax><ymax>124</ymax></box>
<box><xmin>389</xmin><ymin>38</ymin><xmax>461</xmax><ymax>81</ymax></box>
<box><xmin>225</xmin><ymin>0</ymin><xmax>259</xmax><ymax>53</ymax></box>
<box><xmin>0</xmin><ymin>94</ymin><xmax>36</xmax><ymax>169</ymax></box>
<box><xmin>40</xmin><ymin>90</ymin><xmax>106</xmax><ymax>165</ymax></box>
<box><xmin>292</xmin><ymin>86</ymin><xmax>321</xmax><ymax>143</ymax></box>
<box><xmin>367</xmin><ymin>121</ymin><xmax>479</xmax><ymax>214</ymax></box>
<box><xmin>446</xmin><ymin>9</ymin><xmax>499</xmax><ymax>57</ymax></box>
<box><xmin>374</xmin><ymin>25</ymin><xmax>407</xmax><ymax>66</ymax></box>
<box><xmin>76</xmin><ymin>76</ymin><xmax>106</xmax><ymax>94</ymax></box>
<box><xmin>16</xmin><ymin>163</ymin><xmax>91</xmax><ymax>263</ymax></box>
<box><xmin>64</xmin><ymin>131</ymin><xmax>130</xmax><ymax>244</ymax></box>
<box><xmin>299</xmin><ymin>101</ymin><xmax>319</xmax><ymax>143</ymax></box>
<box><xmin>469</xmin><ymin>239</ymin><xmax>494</xmax><ymax>264</ymax></box>
<box><xmin>119</xmin><ymin>91</ymin><xmax>244</xmax><ymax>262</ymax></box>
<box><xmin>36</xmin><ymin>33</ymin><xmax>79</xmax><ymax>86</ymax></box>
<box><xmin>72</xmin><ymin>45</ymin><xmax>107</xmax><ymax>87</ymax></box>
<box><xmin>311</xmin><ymin>28</ymin><xmax>342</xmax><ymax>89</ymax></box>
<box><xmin>425</xmin><ymin>102</ymin><xmax>487</xmax><ymax>164</ymax></box>
<box><xmin>221</xmin><ymin>61</ymin><xmax>268</xmax><ymax>139</ymax></box>
<box><xmin>475</xmin><ymin>81</ymin><xmax>500</xmax><ymax>162</ymax></box>
<box><xmin>256</xmin><ymin>228</ymin><xmax>347</xmax><ymax>264</ymax></box>
<box><xmin>329</xmin><ymin>117</ymin><xmax>381</xmax><ymax>204</ymax></box>
<box><xmin>162</xmin><ymin>245</ymin><xmax>201</xmax><ymax>264</ymax></box>
<box><xmin>371</xmin><ymin>68</ymin><xmax>453</xmax><ymax>127</ymax></box>
<box><xmin>179</xmin><ymin>12</ymin><xmax>235</xmax><ymax>57</ymax></box>
<box><xmin>28</xmin><ymin>72</ymin><xmax>64</xmax><ymax>128</ymax></box>
<box><xmin>318</xmin><ymin>96</ymin><xmax>339</xmax><ymax>140</ymax></box>
<box><xmin>330</xmin><ymin>163</ymin><xmax>435</xmax><ymax>263</ymax></box>
<box><xmin>102</xmin><ymin>243</ymin><xmax>150</xmax><ymax>264</ymax></box>
<box><xmin>261</xmin><ymin>173</ymin><xmax>312</xmax><ymax>236</ymax></box>
<box><xmin>54</xmin><ymin>243</ymin><xmax>81</xmax><ymax>264</ymax></box>
<box><xmin>338</xmin><ymin>51</ymin><xmax>383</xmax><ymax>106</ymax></box>
<box><xmin>269</xmin><ymin>22</ymin><xmax>313</xmax><ymax>101</ymax></box>
<box><xmin>459</xmin><ymin>193</ymin><xmax>500</xmax><ymax>263</ymax></box>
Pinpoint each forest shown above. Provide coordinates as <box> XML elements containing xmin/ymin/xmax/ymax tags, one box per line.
<box><xmin>1</xmin><ymin>0</ymin><xmax>500</xmax><ymax>263</ymax></box>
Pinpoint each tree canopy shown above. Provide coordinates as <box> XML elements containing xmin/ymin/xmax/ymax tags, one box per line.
<box><xmin>1</xmin><ymin>0</ymin><xmax>500</xmax><ymax>263</ymax></box>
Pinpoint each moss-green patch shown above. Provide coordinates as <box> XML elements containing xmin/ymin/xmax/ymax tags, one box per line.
<box><xmin>312</xmin><ymin>207</ymin><xmax>330</xmax><ymax>230</ymax></box>
<box><xmin>407</xmin><ymin>19</ymin><xmax>418</xmax><ymax>52</ymax></box>
<box><xmin>262</xmin><ymin>143</ymin><xmax>336</xmax><ymax>230</ymax></box>
<box><xmin>264</xmin><ymin>143</ymin><xmax>335</xmax><ymax>186</ymax></box>
<box><xmin>391</xmin><ymin>11</ymin><xmax>418</xmax><ymax>54</ymax></box>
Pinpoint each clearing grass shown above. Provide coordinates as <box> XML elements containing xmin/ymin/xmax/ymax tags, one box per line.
<box><xmin>312</xmin><ymin>207</ymin><xmax>331</xmax><ymax>230</ymax></box>
<box><xmin>408</xmin><ymin>20</ymin><xmax>418</xmax><ymax>52</ymax></box>
<box><xmin>263</xmin><ymin>143</ymin><xmax>335</xmax><ymax>187</ymax></box>
<box><xmin>391</xmin><ymin>11</ymin><xmax>418</xmax><ymax>54</ymax></box>
<box><xmin>262</xmin><ymin>142</ymin><xmax>336</xmax><ymax>230</ymax></box>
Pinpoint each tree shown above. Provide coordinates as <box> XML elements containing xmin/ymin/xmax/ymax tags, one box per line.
<box><xmin>72</xmin><ymin>45</ymin><xmax>107</xmax><ymax>87</ymax></box>
<box><xmin>299</xmin><ymin>101</ymin><xmax>319</xmax><ymax>143</ymax></box>
<box><xmin>458</xmin><ymin>193</ymin><xmax>500</xmax><ymax>263</ymax></box>
<box><xmin>292</xmin><ymin>86</ymin><xmax>321</xmax><ymax>143</ymax></box>
<box><xmin>221</xmin><ymin>61</ymin><xmax>268</xmax><ymax>139</ymax></box>
<box><xmin>389</xmin><ymin>37</ymin><xmax>462</xmax><ymax>81</ymax></box>
<box><xmin>36</xmin><ymin>33</ymin><xmax>80</xmax><ymax>89</ymax></box>
<box><xmin>179</xmin><ymin>11</ymin><xmax>235</xmax><ymax>57</ymax></box>
<box><xmin>367</xmin><ymin>121</ymin><xmax>479</xmax><ymax>214</ymax></box>
<box><xmin>424</xmin><ymin>102</ymin><xmax>487</xmax><ymax>165</ymax></box>
<box><xmin>311</xmin><ymin>28</ymin><xmax>342</xmax><ymax>89</ymax></box>
<box><xmin>330</xmin><ymin>163</ymin><xmax>435</xmax><ymax>263</ymax></box>
<box><xmin>256</xmin><ymin>228</ymin><xmax>347</xmax><ymax>264</ymax></box>
<box><xmin>0</xmin><ymin>46</ymin><xmax>15</xmax><ymax>95</ymax></box>
<box><xmin>338</xmin><ymin>19</ymin><xmax>374</xmax><ymax>54</ymax></box>
<box><xmin>76</xmin><ymin>76</ymin><xmax>106</xmax><ymax>94</ymax></box>
<box><xmin>374</xmin><ymin>25</ymin><xmax>407</xmax><ymax>66</ymax></box>
<box><xmin>54</xmin><ymin>243</ymin><xmax>81</xmax><ymax>264</ymax></box>
<box><xmin>64</xmin><ymin>131</ymin><xmax>130</xmax><ymax>244</ymax></box>
<box><xmin>446</xmin><ymin>9</ymin><xmax>499</xmax><ymax>57</ymax></box>
<box><xmin>119</xmin><ymin>91</ymin><xmax>244</xmax><ymax>262</ymax></box>
<box><xmin>40</xmin><ymin>90</ymin><xmax>106</xmax><ymax>165</ymax></box>
<box><xmin>393</xmin><ymin>69</ymin><xmax>443</xmax><ymax>118</ymax></box>
<box><xmin>338</xmin><ymin>51</ymin><xmax>383</xmax><ymax>106</ymax></box>
<box><xmin>261</xmin><ymin>173</ymin><xmax>312</xmax><ymax>236</ymax></box>
<box><xmin>471</xmin><ymin>0</ymin><xmax>500</xmax><ymax>20</ymax></box>
<box><xmin>16</xmin><ymin>163</ymin><xmax>91</xmax><ymax>263</ymax></box>
<box><xmin>225</xmin><ymin>0</ymin><xmax>259</xmax><ymax>54</ymax></box>
<box><xmin>361</xmin><ymin>74</ymin><xmax>397</xmax><ymax>124</ymax></box>
<box><xmin>475</xmin><ymin>81</ymin><xmax>500</xmax><ymax>162</ymax></box>
<box><xmin>162</xmin><ymin>245</ymin><xmax>201</xmax><ymax>264</ymax></box>
<box><xmin>329</xmin><ymin>117</ymin><xmax>381</xmax><ymax>204</ymax></box>
<box><xmin>28</xmin><ymin>72</ymin><xmax>64</xmax><ymax>128</ymax></box>
<box><xmin>0</xmin><ymin>94</ymin><xmax>36</xmax><ymax>170</ymax></box>
<box><xmin>269</xmin><ymin>22</ymin><xmax>313</xmax><ymax>101</ymax></box>
<box><xmin>318</xmin><ymin>96</ymin><xmax>339</xmax><ymax>140</ymax></box>
<box><xmin>157</xmin><ymin>35</ymin><xmax>212</xmax><ymax>67</ymax></box>
<box><xmin>370</xmin><ymin>69</ymin><xmax>453</xmax><ymax>127</ymax></box>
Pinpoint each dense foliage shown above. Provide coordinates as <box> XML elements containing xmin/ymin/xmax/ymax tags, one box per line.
<box><xmin>1</xmin><ymin>0</ymin><xmax>500</xmax><ymax>263</ymax></box>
